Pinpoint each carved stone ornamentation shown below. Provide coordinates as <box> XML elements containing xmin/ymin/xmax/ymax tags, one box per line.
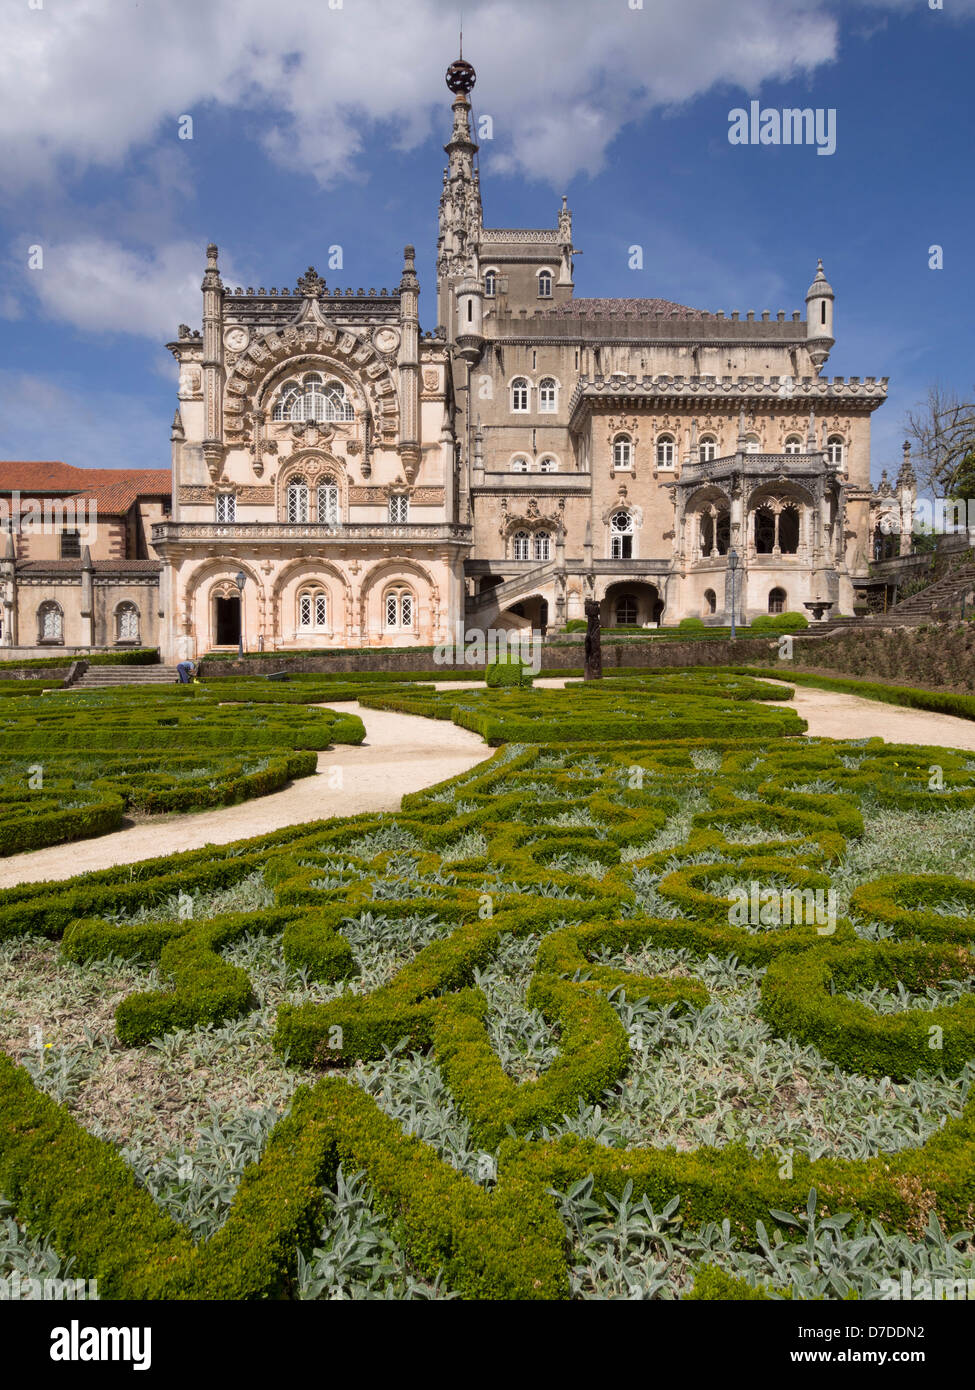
<box><xmin>296</xmin><ymin>266</ymin><xmax>326</xmax><ymax>297</ymax></box>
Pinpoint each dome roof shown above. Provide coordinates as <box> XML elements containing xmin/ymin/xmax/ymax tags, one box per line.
<box><xmin>806</xmin><ymin>258</ymin><xmax>835</xmax><ymax>300</ymax></box>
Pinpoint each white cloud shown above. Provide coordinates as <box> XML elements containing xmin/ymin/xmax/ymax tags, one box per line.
<box><xmin>0</xmin><ymin>0</ymin><xmax>849</xmax><ymax>192</ymax></box>
<box><xmin>0</xmin><ymin>370</ymin><xmax>168</xmax><ymax>470</ymax></box>
<box><xmin>4</xmin><ymin>237</ymin><xmax>249</xmax><ymax>341</ymax></box>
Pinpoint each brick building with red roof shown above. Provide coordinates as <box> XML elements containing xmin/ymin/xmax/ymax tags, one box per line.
<box><xmin>0</xmin><ymin>461</ymin><xmax>171</xmax><ymax>653</ymax></box>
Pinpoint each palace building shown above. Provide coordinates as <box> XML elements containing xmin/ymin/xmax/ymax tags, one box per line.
<box><xmin>3</xmin><ymin>54</ymin><xmax>905</xmax><ymax>661</ymax></box>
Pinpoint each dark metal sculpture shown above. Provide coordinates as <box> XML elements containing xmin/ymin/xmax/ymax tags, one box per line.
<box><xmin>584</xmin><ymin>598</ymin><xmax>602</xmax><ymax>681</ymax></box>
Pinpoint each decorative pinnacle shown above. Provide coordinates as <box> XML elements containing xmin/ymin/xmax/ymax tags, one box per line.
<box><xmin>446</xmin><ymin>46</ymin><xmax>476</xmax><ymax>95</ymax></box>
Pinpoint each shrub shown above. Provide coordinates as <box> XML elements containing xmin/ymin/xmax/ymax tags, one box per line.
<box><xmin>750</xmin><ymin>615</ymin><xmax>776</xmax><ymax>630</ymax></box>
<box><xmin>678</xmin><ymin>617</ymin><xmax>706</xmax><ymax>630</ymax></box>
<box><xmin>773</xmin><ymin>612</ymin><xmax>809</xmax><ymax>629</ymax></box>
<box><xmin>485</xmin><ymin>653</ymin><xmax>534</xmax><ymax>688</ymax></box>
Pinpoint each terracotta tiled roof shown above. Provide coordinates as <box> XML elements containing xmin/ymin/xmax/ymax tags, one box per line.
<box><xmin>546</xmin><ymin>297</ymin><xmax>708</xmax><ymax>319</ymax></box>
<box><xmin>0</xmin><ymin>463</ymin><xmax>171</xmax><ymax>516</ymax></box>
<box><xmin>18</xmin><ymin>560</ymin><xmax>163</xmax><ymax>574</ymax></box>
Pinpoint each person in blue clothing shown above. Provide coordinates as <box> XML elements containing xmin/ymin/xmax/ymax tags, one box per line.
<box><xmin>176</xmin><ymin>659</ymin><xmax>198</xmax><ymax>684</ymax></box>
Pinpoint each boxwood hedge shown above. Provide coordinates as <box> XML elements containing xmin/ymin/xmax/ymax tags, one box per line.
<box><xmin>2</xmin><ymin>675</ymin><xmax>975</xmax><ymax>1298</ymax></box>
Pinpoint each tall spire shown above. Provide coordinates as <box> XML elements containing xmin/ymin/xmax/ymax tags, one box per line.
<box><xmin>438</xmin><ymin>46</ymin><xmax>483</xmax><ymax>326</ymax></box>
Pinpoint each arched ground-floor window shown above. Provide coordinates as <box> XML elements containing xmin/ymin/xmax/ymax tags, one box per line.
<box><xmin>37</xmin><ymin>600</ymin><xmax>64</xmax><ymax>644</ymax></box>
<box><xmin>115</xmin><ymin>601</ymin><xmax>140</xmax><ymax>644</ymax></box>
<box><xmin>297</xmin><ymin>589</ymin><xmax>329</xmax><ymax>632</ymax></box>
<box><xmin>769</xmin><ymin>587</ymin><xmax>787</xmax><ymax>614</ymax></box>
<box><xmin>384</xmin><ymin>586</ymin><xmax>415</xmax><ymax>630</ymax></box>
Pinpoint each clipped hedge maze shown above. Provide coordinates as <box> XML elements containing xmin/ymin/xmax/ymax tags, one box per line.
<box><xmin>3</xmin><ymin>710</ymin><xmax>975</xmax><ymax>1299</ymax></box>
<box><xmin>0</xmin><ymin>688</ymin><xmax>365</xmax><ymax>856</ymax></box>
<box><xmin>358</xmin><ymin>677</ymin><xmax>805</xmax><ymax>745</ymax></box>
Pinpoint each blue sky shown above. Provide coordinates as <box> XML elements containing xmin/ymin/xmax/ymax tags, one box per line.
<box><xmin>0</xmin><ymin>0</ymin><xmax>972</xmax><ymax>486</ymax></box>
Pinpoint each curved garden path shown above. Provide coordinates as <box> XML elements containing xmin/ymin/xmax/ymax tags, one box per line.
<box><xmin>0</xmin><ymin>702</ymin><xmax>489</xmax><ymax>889</ymax></box>
<box><xmin>3</xmin><ymin>679</ymin><xmax>975</xmax><ymax>889</ymax></box>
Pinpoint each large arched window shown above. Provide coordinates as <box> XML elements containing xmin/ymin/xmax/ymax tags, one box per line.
<box><xmin>37</xmin><ymin>600</ymin><xmax>63</xmax><ymax>644</ymax></box>
<box><xmin>272</xmin><ymin>373</ymin><xmax>355</xmax><ymax>423</ymax></box>
<box><xmin>298</xmin><ymin>589</ymin><xmax>329</xmax><ymax>632</ymax></box>
<box><xmin>384</xmin><ymin>586</ymin><xmax>414</xmax><ymax>630</ymax></box>
<box><xmin>744</xmin><ymin>435</ymin><xmax>762</xmax><ymax>454</ymax></box>
<box><xmin>510</xmin><ymin>378</ymin><xmax>530</xmax><ymax>413</ymax></box>
<box><xmin>511</xmin><ymin>456</ymin><xmax>530</xmax><ymax>473</ymax></box>
<box><xmin>699</xmin><ymin>436</ymin><xmax>717</xmax><ymax>462</ymax></box>
<box><xmin>538</xmin><ymin>456</ymin><xmax>558</xmax><ymax>473</ymax></box>
<box><xmin>656</xmin><ymin>435</ymin><xmax>675</xmax><ymax>469</ymax></box>
<box><xmin>537</xmin><ymin>270</ymin><xmax>553</xmax><ymax>298</ymax></box>
<box><xmin>115</xmin><ymin>601</ymin><xmax>140</xmax><ymax>644</ymax></box>
<box><xmin>769</xmin><ymin>587</ymin><xmax>787</xmax><ymax>615</ymax></box>
<box><xmin>704</xmin><ymin>588</ymin><xmax>717</xmax><ymax>615</ymax></box>
<box><xmin>538</xmin><ymin>378</ymin><xmax>557</xmax><ymax>413</ymax></box>
<box><xmin>513</xmin><ymin>531</ymin><xmax>530</xmax><ymax>561</ymax></box>
<box><xmin>755</xmin><ymin>507</ymin><xmax>776</xmax><ymax>554</ymax></box>
<box><xmin>534</xmin><ymin>531</ymin><xmax>552</xmax><ymax>562</ymax></box>
<box><xmin>611</xmin><ymin>510</ymin><xmax>633</xmax><ymax>559</ymax></box>
<box><xmin>484</xmin><ymin>269</ymin><xmax>497</xmax><ymax>297</ymax></box>
<box><xmin>286</xmin><ymin>476</ymin><xmax>309</xmax><ymax>523</ymax></box>
<box><xmin>779</xmin><ymin>506</ymin><xmax>800</xmax><ymax>554</ymax></box>
<box><xmin>784</xmin><ymin>436</ymin><xmax>802</xmax><ymax>455</ymax></box>
<box><xmin>613</xmin><ymin>434</ymin><xmax>633</xmax><ymax>470</ymax></box>
<box><xmin>827</xmin><ymin>435</ymin><xmax>845</xmax><ymax>466</ymax></box>
<box><xmin>317</xmin><ymin>481</ymin><xmax>339</xmax><ymax>524</ymax></box>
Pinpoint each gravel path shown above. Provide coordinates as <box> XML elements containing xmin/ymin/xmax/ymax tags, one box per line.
<box><xmin>764</xmin><ymin>680</ymin><xmax>975</xmax><ymax>753</ymax></box>
<box><xmin>0</xmin><ymin>702</ymin><xmax>489</xmax><ymax>888</ymax></box>
<box><xmin>3</xmin><ymin>679</ymin><xmax>975</xmax><ymax>889</ymax></box>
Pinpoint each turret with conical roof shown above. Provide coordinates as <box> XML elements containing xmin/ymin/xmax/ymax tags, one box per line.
<box><xmin>805</xmin><ymin>258</ymin><xmax>835</xmax><ymax>373</ymax></box>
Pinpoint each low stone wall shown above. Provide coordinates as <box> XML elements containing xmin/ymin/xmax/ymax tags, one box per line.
<box><xmin>201</xmin><ymin>636</ymin><xmax>778</xmax><ymax>679</ymax></box>
<box><xmin>0</xmin><ymin>665</ymin><xmax>73</xmax><ymax>680</ymax></box>
<box><xmin>790</xmin><ymin>622</ymin><xmax>975</xmax><ymax>693</ymax></box>
<box><xmin>0</xmin><ymin>647</ymin><xmax>97</xmax><ymax>664</ymax></box>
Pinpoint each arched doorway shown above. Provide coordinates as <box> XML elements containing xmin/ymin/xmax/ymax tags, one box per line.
<box><xmin>601</xmin><ymin>581</ymin><xmax>662</xmax><ymax>628</ymax></box>
<box><xmin>214</xmin><ymin>594</ymin><xmax>241</xmax><ymax>646</ymax></box>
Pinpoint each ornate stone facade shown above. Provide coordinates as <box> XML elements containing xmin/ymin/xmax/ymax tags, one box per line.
<box><xmin>150</xmin><ymin>53</ymin><xmax>889</xmax><ymax>658</ymax></box>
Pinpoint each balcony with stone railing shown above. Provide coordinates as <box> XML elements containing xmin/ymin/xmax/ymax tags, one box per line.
<box><xmin>151</xmin><ymin>521</ymin><xmax>474</xmax><ymax>547</ymax></box>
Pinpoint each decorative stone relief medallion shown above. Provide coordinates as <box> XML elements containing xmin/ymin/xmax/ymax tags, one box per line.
<box><xmin>179</xmin><ymin>365</ymin><xmax>202</xmax><ymax>397</ymax></box>
<box><xmin>224</xmin><ymin>326</ymin><xmax>250</xmax><ymax>353</ymax></box>
<box><xmin>422</xmin><ymin>368</ymin><xmax>440</xmax><ymax>393</ymax></box>
<box><xmin>373</xmin><ymin>327</ymin><xmax>401</xmax><ymax>355</ymax></box>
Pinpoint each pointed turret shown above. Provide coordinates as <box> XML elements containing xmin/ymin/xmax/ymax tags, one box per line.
<box><xmin>806</xmin><ymin>407</ymin><xmax>818</xmax><ymax>454</ymax></box>
<box><xmin>200</xmin><ymin>242</ymin><xmax>225</xmax><ymax>481</ymax></box>
<box><xmin>437</xmin><ymin>48</ymin><xmax>483</xmax><ymax>334</ymax></box>
<box><xmin>805</xmin><ymin>258</ymin><xmax>835</xmax><ymax>373</ymax></box>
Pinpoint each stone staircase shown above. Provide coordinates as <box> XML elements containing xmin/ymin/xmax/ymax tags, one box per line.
<box><xmin>70</xmin><ymin>664</ymin><xmax>180</xmax><ymax>689</ymax></box>
<box><xmin>881</xmin><ymin>563</ymin><xmax>975</xmax><ymax>621</ymax></box>
<box><xmin>466</xmin><ymin>562</ymin><xmax>559</xmax><ymax>619</ymax></box>
<box><xmin>801</xmin><ymin>564</ymin><xmax>975</xmax><ymax>639</ymax></box>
